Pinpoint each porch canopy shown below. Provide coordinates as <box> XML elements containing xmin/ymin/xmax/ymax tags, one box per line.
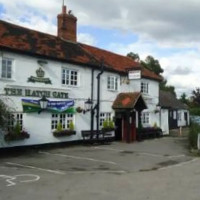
<box><xmin>112</xmin><ymin>92</ymin><xmax>147</xmax><ymax>112</ymax></box>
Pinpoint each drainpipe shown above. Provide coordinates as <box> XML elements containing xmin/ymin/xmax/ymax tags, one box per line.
<box><xmin>90</xmin><ymin>68</ymin><xmax>94</xmax><ymax>139</ymax></box>
<box><xmin>96</xmin><ymin>60</ymin><xmax>104</xmax><ymax>138</ymax></box>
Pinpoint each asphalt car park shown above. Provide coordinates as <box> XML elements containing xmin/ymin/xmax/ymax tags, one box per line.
<box><xmin>0</xmin><ymin>137</ymin><xmax>199</xmax><ymax>200</ymax></box>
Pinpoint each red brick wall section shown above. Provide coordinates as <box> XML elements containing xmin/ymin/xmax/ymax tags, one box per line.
<box><xmin>57</xmin><ymin>6</ymin><xmax>77</xmax><ymax>42</ymax></box>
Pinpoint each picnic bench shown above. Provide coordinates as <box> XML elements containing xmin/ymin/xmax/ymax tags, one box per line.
<box><xmin>81</xmin><ymin>130</ymin><xmax>114</xmax><ymax>144</ymax></box>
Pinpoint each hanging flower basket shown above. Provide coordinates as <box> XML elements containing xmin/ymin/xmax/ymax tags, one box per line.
<box><xmin>53</xmin><ymin>130</ymin><xmax>76</xmax><ymax>137</ymax></box>
<box><xmin>4</xmin><ymin>131</ymin><xmax>30</xmax><ymax>142</ymax></box>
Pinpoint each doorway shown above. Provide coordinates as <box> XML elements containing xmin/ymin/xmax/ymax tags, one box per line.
<box><xmin>115</xmin><ymin>116</ymin><xmax>122</xmax><ymax>141</ymax></box>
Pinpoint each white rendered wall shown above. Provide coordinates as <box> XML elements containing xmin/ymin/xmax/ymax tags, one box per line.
<box><xmin>160</xmin><ymin>109</ymin><xmax>169</xmax><ymax>135</ymax></box>
<box><xmin>0</xmin><ymin>50</ymin><xmax>162</xmax><ymax>148</ymax></box>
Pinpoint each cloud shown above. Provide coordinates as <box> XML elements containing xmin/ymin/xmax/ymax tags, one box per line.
<box><xmin>1</xmin><ymin>0</ymin><xmax>200</xmax><ymax>46</ymax></box>
<box><xmin>78</xmin><ymin>33</ymin><xmax>96</xmax><ymax>45</ymax></box>
<box><xmin>0</xmin><ymin>0</ymin><xmax>200</xmax><ymax>97</ymax></box>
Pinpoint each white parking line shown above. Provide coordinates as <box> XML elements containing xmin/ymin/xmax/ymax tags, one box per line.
<box><xmin>94</xmin><ymin>146</ymin><xmax>122</xmax><ymax>152</ymax></box>
<box><xmin>39</xmin><ymin>151</ymin><xmax>117</xmax><ymax>165</ymax></box>
<box><xmin>0</xmin><ymin>174</ymin><xmax>40</xmax><ymax>187</ymax></box>
<box><xmin>94</xmin><ymin>146</ymin><xmax>186</xmax><ymax>159</ymax></box>
<box><xmin>66</xmin><ymin>170</ymin><xmax>127</xmax><ymax>174</ymax></box>
<box><xmin>6</xmin><ymin>162</ymin><xmax>66</xmax><ymax>175</ymax></box>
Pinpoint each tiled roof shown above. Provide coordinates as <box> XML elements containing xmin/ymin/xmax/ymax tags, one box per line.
<box><xmin>112</xmin><ymin>92</ymin><xmax>147</xmax><ymax>110</ymax></box>
<box><xmin>0</xmin><ymin>20</ymin><xmax>99</xmax><ymax>67</ymax></box>
<box><xmin>0</xmin><ymin>20</ymin><xmax>162</xmax><ymax>81</ymax></box>
<box><xmin>159</xmin><ymin>90</ymin><xmax>188</xmax><ymax>109</ymax></box>
<box><xmin>81</xmin><ymin>44</ymin><xmax>162</xmax><ymax>81</ymax></box>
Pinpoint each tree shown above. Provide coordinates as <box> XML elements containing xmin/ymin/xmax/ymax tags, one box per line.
<box><xmin>141</xmin><ymin>55</ymin><xmax>164</xmax><ymax>75</ymax></box>
<box><xmin>160</xmin><ymin>79</ymin><xmax>176</xmax><ymax>97</ymax></box>
<box><xmin>179</xmin><ymin>93</ymin><xmax>188</xmax><ymax>105</ymax></box>
<box><xmin>127</xmin><ymin>52</ymin><xmax>176</xmax><ymax>96</ymax></box>
<box><xmin>191</xmin><ymin>88</ymin><xmax>200</xmax><ymax>106</ymax></box>
<box><xmin>0</xmin><ymin>98</ymin><xmax>11</xmax><ymax>130</ymax></box>
<box><xmin>127</xmin><ymin>52</ymin><xmax>140</xmax><ymax>62</ymax></box>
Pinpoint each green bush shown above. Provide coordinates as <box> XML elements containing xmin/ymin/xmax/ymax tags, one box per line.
<box><xmin>102</xmin><ymin>119</ymin><xmax>115</xmax><ymax>130</ymax></box>
<box><xmin>190</xmin><ymin>107</ymin><xmax>200</xmax><ymax>116</ymax></box>
<box><xmin>14</xmin><ymin>122</ymin><xmax>21</xmax><ymax>135</ymax></box>
<box><xmin>69</xmin><ymin>121</ymin><xmax>75</xmax><ymax>131</ymax></box>
<box><xmin>56</xmin><ymin>122</ymin><xmax>63</xmax><ymax>132</ymax></box>
<box><xmin>103</xmin><ymin>119</ymin><xmax>109</xmax><ymax>129</ymax></box>
<box><xmin>189</xmin><ymin>122</ymin><xmax>200</xmax><ymax>149</ymax></box>
<box><xmin>109</xmin><ymin>120</ymin><xmax>114</xmax><ymax>129</ymax></box>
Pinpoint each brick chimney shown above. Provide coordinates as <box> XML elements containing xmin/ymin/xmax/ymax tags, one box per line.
<box><xmin>57</xmin><ymin>5</ymin><xmax>77</xmax><ymax>42</ymax></box>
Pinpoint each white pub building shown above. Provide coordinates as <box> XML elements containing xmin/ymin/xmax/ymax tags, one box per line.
<box><xmin>0</xmin><ymin>4</ymin><xmax>164</xmax><ymax>148</ymax></box>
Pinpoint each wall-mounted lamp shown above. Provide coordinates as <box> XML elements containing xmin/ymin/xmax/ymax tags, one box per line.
<box><xmin>38</xmin><ymin>95</ymin><xmax>49</xmax><ymax>114</ymax></box>
<box><xmin>83</xmin><ymin>98</ymin><xmax>93</xmax><ymax>114</ymax></box>
<box><xmin>155</xmin><ymin>105</ymin><xmax>161</xmax><ymax>113</ymax></box>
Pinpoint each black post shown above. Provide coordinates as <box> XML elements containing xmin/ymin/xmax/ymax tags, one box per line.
<box><xmin>127</xmin><ymin>111</ymin><xmax>131</xmax><ymax>143</ymax></box>
<box><xmin>96</xmin><ymin>60</ymin><xmax>104</xmax><ymax>139</ymax></box>
<box><xmin>90</xmin><ymin>69</ymin><xmax>94</xmax><ymax>139</ymax></box>
<box><xmin>138</xmin><ymin>110</ymin><xmax>142</xmax><ymax>141</ymax></box>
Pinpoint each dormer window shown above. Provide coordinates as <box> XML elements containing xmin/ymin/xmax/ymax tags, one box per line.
<box><xmin>1</xmin><ymin>58</ymin><xmax>13</xmax><ymax>79</ymax></box>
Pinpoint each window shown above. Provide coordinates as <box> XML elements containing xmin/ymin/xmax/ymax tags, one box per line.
<box><xmin>141</xmin><ymin>112</ymin><xmax>149</xmax><ymax>125</ymax></box>
<box><xmin>100</xmin><ymin>112</ymin><xmax>111</xmax><ymax>127</ymax></box>
<box><xmin>107</xmin><ymin>76</ymin><xmax>118</xmax><ymax>91</ymax></box>
<box><xmin>7</xmin><ymin>113</ymin><xmax>23</xmax><ymax>131</ymax></box>
<box><xmin>141</xmin><ymin>82</ymin><xmax>149</xmax><ymax>94</ymax></box>
<box><xmin>62</xmin><ymin>68</ymin><xmax>78</xmax><ymax>86</ymax></box>
<box><xmin>1</xmin><ymin>58</ymin><xmax>13</xmax><ymax>79</ymax></box>
<box><xmin>178</xmin><ymin>112</ymin><xmax>181</xmax><ymax>121</ymax></box>
<box><xmin>51</xmin><ymin>113</ymin><xmax>74</xmax><ymax>130</ymax></box>
<box><xmin>173</xmin><ymin>111</ymin><xmax>177</xmax><ymax>120</ymax></box>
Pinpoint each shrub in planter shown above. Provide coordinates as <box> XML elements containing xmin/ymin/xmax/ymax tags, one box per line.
<box><xmin>102</xmin><ymin>120</ymin><xmax>115</xmax><ymax>132</ymax></box>
<box><xmin>4</xmin><ymin>125</ymin><xmax>30</xmax><ymax>142</ymax></box>
<box><xmin>53</xmin><ymin>129</ymin><xmax>76</xmax><ymax>137</ymax></box>
<box><xmin>53</xmin><ymin>121</ymin><xmax>76</xmax><ymax>137</ymax></box>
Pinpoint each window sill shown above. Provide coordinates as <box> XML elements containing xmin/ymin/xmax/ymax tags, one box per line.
<box><xmin>62</xmin><ymin>84</ymin><xmax>79</xmax><ymax>89</ymax></box>
<box><xmin>0</xmin><ymin>78</ymin><xmax>15</xmax><ymax>82</ymax></box>
<box><xmin>107</xmin><ymin>89</ymin><xmax>118</xmax><ymax>93</ymax></box>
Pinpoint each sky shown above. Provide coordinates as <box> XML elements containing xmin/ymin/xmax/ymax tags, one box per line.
<box><xmin>0</xmin><ymin>0</ymin><xmax>199</xmax><ymax>98</ymax></box>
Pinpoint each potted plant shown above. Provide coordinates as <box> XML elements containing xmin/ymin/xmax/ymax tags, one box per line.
<box><xmin>102</xmin><ymin>119</ymin><xmax>115</xmax><ymax>132</ymax></box>
<box><xmin>4</xmin><ymin>122</ymin><xmax>30</xmax><ymax>141</ymax></box>
<box><xmin>53</xmin><ymin>121</ymin><xmax>76</xmax><ymax>137</ymax></box>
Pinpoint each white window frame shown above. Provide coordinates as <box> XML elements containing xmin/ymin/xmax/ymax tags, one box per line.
<box><xmin>141</xmin><ymin>82</ymin><xmax>149</xmax><ymax>94</ymax></box>
<box><xmin>173</xmin><ymin>111</ymin><xmax>177</xmax><ymax>120</ymax></box>
<box><xmin>62</xmin><ymin>68</ymin><xmax>79</xmax><ymax>87</ymax></box>
<box><xmin>100</xmin><ymin>112</ymin><xmax>112</xmax><ymax>128</ymax></box>
<box><xmin>51</xmin><ymin>113</ymin><xmax>75</xmax><ymax>130</ymax></box>
<box><xmin>141</xmin><ymin>112</ymin><xmax>150</xmax><ymax>125</ymax></box>
<box><xmin>107</xmin><ymin>76</ymin><xmax>119</xmax><ymax>91</ymax></box>
<box><xmin>7</xmin><ymin>113</ymin><xmax>23</xmax><ymax>131</ymax></box>
<box><xmin>1</xmin><ymin>57</ymin><xmax>14</xmax><ymax>80</ymax></box>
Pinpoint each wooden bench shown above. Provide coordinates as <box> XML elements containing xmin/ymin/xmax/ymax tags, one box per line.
<box><xmin>81</xmin><ymin>130</ymin><xmax>114</xmax><ymax>144</ymax></box>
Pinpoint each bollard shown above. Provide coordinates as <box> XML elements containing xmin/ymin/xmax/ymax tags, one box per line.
<box><xmin>179</xmin><ymin>126</ymin><xmax>182</xmax><ymax>136</ymax></box>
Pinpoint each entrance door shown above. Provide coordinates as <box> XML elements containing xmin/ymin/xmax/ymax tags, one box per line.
<box><xmin>122</xmin><ymin>112</ymin><xmax>136</xmax><ymax>143</ymax></box>
<box><xmin>115</xmin><ymin>118</ymin><xmax>122</xmax><ymax>141</ymax></box>
<box><xmin>184</xmin><ymin>112</ymin><xmax>188</xmax><ymax>126</ymax></box>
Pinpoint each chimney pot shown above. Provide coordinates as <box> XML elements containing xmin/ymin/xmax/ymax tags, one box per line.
<box><xmin>62</xmin><ymin>5</ymin><xmax>67</xmax><ymax>14</ymax></box>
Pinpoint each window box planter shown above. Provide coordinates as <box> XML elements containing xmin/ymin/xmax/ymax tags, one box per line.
<box><xmin>53</xmin><ymin>130</ymin><xmax>76</xmax><ymax>137</ymax></box>
<box><xmin>4</xmin><ymin>131</ymin><xmax>30</xmax><ymax>142</ymax></box>
<box><xmin>102</xmin><ymin>128</ymin><xmax>115</xmax><ymax>133</ymax></box>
